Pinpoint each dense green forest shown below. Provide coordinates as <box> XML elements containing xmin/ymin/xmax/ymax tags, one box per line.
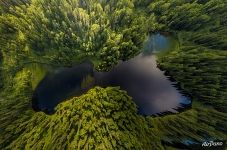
<box><xmin>0</xmin><ymin>0</ymin><xmax>227</xmax><ymax>149</ymax></box>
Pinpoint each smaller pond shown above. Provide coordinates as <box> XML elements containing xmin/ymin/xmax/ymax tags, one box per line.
<box><xmin>143</xmin><ymin>33</ymin><xmax>179</xmax><ymax>54</ymax></box>
<box><xmin>32</xmin><ymin>33</ymin><xmax>191</xmax><ymax>115</ymax></box>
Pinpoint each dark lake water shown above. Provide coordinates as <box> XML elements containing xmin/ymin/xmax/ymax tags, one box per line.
<box><xmin>32</xmin><ymin>34</ymin><xmax>191</xmax><ymax>115</ymax></box>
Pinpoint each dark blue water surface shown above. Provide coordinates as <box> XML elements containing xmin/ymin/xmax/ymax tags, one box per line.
<box><xmin>32</xmin><ymin>34</ymin><xmax>191</xmax><ymax>115</ymax></box>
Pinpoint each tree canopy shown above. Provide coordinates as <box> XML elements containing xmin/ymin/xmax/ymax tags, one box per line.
<box><xmin>0</xmin><ymin>0</ymin><xmax>227</xmax><ymax>149</ymax></box>
<box><xmin>0</xmin><ymin>0</ymin><xmax>149</xmax><ymax>71</ymax></box>
<box><xmin>4</xmin><ymin>87</ymin><xmax>158</xmax><ymax>150</ymax></box>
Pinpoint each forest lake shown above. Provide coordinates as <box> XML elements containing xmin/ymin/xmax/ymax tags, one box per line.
<box><xmin>32</xmin><ymin>33</ymin><xmax>192</xmax><ymax>116</ymax></box>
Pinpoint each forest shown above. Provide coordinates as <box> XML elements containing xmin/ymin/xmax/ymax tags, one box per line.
<box><xmin>0</xmin><ymin>0</ymin><xmax>227</xmax><ymax>149</ymax></box>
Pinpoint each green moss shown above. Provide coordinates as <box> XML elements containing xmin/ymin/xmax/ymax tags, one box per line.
<box><xmin>24</xmin><ymin>64</ymin><xmax>51</xmax><ymax>90</ymax></box>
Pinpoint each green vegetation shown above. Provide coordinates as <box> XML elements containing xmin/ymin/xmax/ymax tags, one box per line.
<box><xmin>0</xmin><ymin>0</ymin><xmax>227</xmax><ymax>149</ymax></box>
<box><xmin>149</xmin><ymin>0</ymin><xmax>227</xmax><ymax>147</ymax></box>
<box><xmin>149</xmin><ymin>0</ymin><xmax>227</xmax><ymax>112</ymax></box>
<box><xmin>81</xmin><ymin>75</ymin><xmax>94</xmax><ymax>89</ymax></box>
<box><xmin>0</xmin><ymin>0</ymin><xmax>149</xmax><ymax>72</ymax></box>
<box><xmin>4</xmin><ymin>87</ymin><xmax>161</xmax><ymax>150</ymax></box>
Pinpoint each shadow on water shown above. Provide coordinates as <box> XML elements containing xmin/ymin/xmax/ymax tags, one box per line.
<box><xmin>32</xmin><ymin>33</ymin><xmax>191</xmax><ymax>115</ymax></box>
<box><xmin>32</xmin><ymin>61</ymin><xmax>95</xmax><ymax>114</ymax></box>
